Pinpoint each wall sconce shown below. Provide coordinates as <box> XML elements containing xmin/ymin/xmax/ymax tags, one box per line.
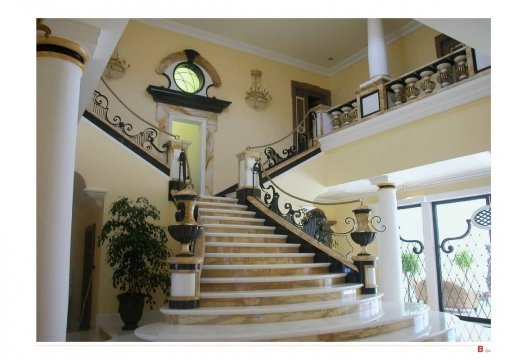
<box><xmin>102</xmin><ymin>45</ymin><xmax>130</xmax><ymax>80</ymax></box>
<box><xmin>245</xmin><ymin>70</ymin><xmax>272</xmax><ymax>109</ymax></box>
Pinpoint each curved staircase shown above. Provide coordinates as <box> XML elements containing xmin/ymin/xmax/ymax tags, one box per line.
<box><xmin>134</xmin><ymin>195</ymin><xmax>459</xmax><ymax>341</ymax></box>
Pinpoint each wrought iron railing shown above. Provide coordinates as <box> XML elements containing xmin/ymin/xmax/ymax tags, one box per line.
<box><xmin>400</xmin><ymin>234</ymin><xmax>427</xmax><ymax>304</ymax></box>
<box><xmin>247</xmin><ymin>109</ymin><xmax>316</xmax><ymax>171</ymax></box>
<box><xmin>252</xmin><ymin>158</ymin><xmax>359</xmax><ymax>259</ymax></box>
<box><xmin>84</xmin><ymin>78</ymin><xmax>180</xmax><ymax>173</ymax></box>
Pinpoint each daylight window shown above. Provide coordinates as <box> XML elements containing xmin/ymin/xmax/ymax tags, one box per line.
<box><xmin>174</xmin><ymin>63</ymin><xmax>204</xmax><ymax>94</ymax></box>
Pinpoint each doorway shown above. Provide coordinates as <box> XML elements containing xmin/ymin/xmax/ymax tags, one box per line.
<box><xmin>432</xmin><ymin>195</ymin><xmax>491</xmax><ymax>323</ymax></box>
<box><xmin>291</xmin><ymin>81</ymin><xmax>330</xmax><ymax>150</ymax></box>
<box><xmin>397</xmin><ymin>193</ymin><xmax>491</xmax><ymax>324</ymax></box>
<box><xmin>171</xmin><ymin>118</ymin><xmax>205</xmax><ymax>195</ymax></box>
<box><xmin>79</xmin><ymin>224</ymin><xmax>96</xmax><ymax>330</ymax></box>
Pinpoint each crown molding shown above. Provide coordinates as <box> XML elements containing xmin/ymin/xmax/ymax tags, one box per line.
<box><xmin>328</xmin><ymin>20</ymin><xmax>423</xmax><ymax>76</ymax></box>
<box><xmin>137</xmin><ymin>19</ymin><xmax>331</xmax><ymax>75</ymax></box>
<box><xmin>137</xmin><ymin>19</ymin><xmax>422</xmax><ymax>77</ymax></box>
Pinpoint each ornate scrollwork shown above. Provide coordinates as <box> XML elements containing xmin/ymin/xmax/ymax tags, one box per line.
<box><xmin>263</xmin><ymin>146</ymin><xmax>297</xmax><ymax>169</ymax></box>
<box><xmin>440</xmin><ymin>219</ymin><xmax>472</xmax><ymax>254</ymax></box>
<box><xmin>91</xmin><ymin>90</ymin><xmax>167</xmax><ymax>154</ymax></box>
<box><xmin>399</xmin><ymin>235</ymin><xmax>424</xmax><ymax>255</ymax></box>
<box><xmin>369</xmin><ymin>216</ymin><xmax>386</xmax><ymax>233</ymax></box>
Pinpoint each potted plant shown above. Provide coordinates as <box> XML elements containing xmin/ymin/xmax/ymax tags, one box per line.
<box><xmin>98</xmin><ymin>197</ymin><xmax>170</xmax><ymax>330</ymax></box>
<box><xmin>401</xmin><ymin>251</ymin><xmax>421</xmax><ymax>302</ymax></box>
<box><xmin>454</xmin><ymin>249</ymin><xmax>474</xmax><ymax>274</ymax></box>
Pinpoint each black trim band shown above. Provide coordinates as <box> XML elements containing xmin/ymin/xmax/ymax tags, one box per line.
<box><xmin>37</xmin><ymin>43</ymin><xmax>85</xmax><ymax>64</ymax></box>
<box><xmin>215</xmin><ymin>184</ymin><xmax>238</xmax><ymax>197</ymax></box>
<box><xmin>168</xmin><ymin>300</ymin><xmax>200</xmax><ymax>309</ymax></box>
<box><xmin>82</xmin><ymin>110</ymin><xmax>170</xmax><ymax>175</ymax></box>
<box><xmin>378</xmin><ymin>184</ymin><xmax>396</xmax><ymax>189</ymax></box>
<box><xmin>169</xmin><ymin>263</ymin><xmax>201</xmax><ymax>271</ymax></box>
<box><xmin>147</xmin><ymin>85</ymin><xmax>231</xmax><ymax>113</ymax></box>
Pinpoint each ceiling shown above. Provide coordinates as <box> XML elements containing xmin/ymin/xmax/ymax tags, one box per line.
<box><xmin>315</xmin><ymin>152</ymin><xmax>491</xmax><ymax>202</ymax></box>
<box><xmin>140</xmin><ymin>18</ymin><xmax>417</xmax><ymax>75</ymax></box>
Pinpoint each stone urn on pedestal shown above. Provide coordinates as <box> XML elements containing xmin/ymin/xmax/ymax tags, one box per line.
<box><xmin>347</xmin><ymin>202</ymin><xmax>385</xmax><ymax>294</ymax></box>
<box><xmin>168</xmin><ymin>186</ymin><xmax>203</xmax><ymax>257</ymax></box>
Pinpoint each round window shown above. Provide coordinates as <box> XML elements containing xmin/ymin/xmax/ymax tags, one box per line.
<box><xmin>173</xmin><ymin>62</ymin><xmax>204</xmax><ymax>94</ymax></box>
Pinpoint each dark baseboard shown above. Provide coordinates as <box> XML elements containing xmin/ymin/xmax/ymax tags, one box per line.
<box><xmin>215</xmin><ymin>183</ymin><xmax>238</xmax><ymax>197</ymax></box>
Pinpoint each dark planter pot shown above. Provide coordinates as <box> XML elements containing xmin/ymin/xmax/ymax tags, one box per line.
<box><xmin>117</xmin><ymin>293</ymin><xmax>145</xmax><ymax>330</ymax></box>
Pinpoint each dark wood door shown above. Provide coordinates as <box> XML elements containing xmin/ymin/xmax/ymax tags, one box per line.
<box><xmin>291</xmin><ymin>81</ymin><xmax>331</xmax><ymax>150</ymax></box>
<box><xmin>79</xmin><ymin>224</ymin><xmax>96</xmax><ymax>330</ymax></box>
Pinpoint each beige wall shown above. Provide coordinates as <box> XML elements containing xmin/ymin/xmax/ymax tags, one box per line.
<box><xmin>322</xmin><ymin>97</ymin><xmax>491</xmax><ymax>187</ymax></box>
<box><xmin>112</xmin><ymin>20</ymin><xmax>330</xmax><ymax>194</ymax></box>
<box><xmin>75</xmin><ymin>119</ymin><xmax>179</xmax><ymax>315</ymax></box>
<box><xmin>329</xmin><ymin>25</ymin><xmax>441</xmax><ymax>105</ymax></box>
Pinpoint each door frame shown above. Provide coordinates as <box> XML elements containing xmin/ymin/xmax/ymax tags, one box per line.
<box><xmin>291</xmin><ymin>80</ymin><xmax>331</xmax><ymax>147</ymax></box>
<box><xmin>169</xmin><ymin>112</ymin><xmax>207</xmax><ymax>195</ymax></box>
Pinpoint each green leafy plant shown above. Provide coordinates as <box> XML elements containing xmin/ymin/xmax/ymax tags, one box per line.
<box><xmin>454</xmin><ymin>249</ymin><xmax>474</xmax><ymax>273</ymax></box>
<box><xmin>401</xmin><ymin>251</ymin><xmax>421</xmax><ymax>303</ymax></box>
<box><xmin>98</xmin><ymin>197</ymin><xmax>170</xmax><ymax>308</ymax></box>
<box><xmin>401</xmin><ymin>251</ymin><xmax>421</xmax><ymax>275</ymax></box>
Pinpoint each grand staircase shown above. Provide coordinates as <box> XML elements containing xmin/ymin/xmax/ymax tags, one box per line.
<box><xmin>134</xmin><ymin>195</ymin><xmax>459</xmax><ymax>342</ymax></box>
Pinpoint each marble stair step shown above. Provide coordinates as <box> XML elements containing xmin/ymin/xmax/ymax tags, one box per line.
<box><xmin>200</xmin><ymin>273</ymin><xmax>346</xmax><ymax>291</ymax></box>
<box><xmin>204</xmin><ymin>252</ymin><xmax>315</xmax><ymax>265</ymax></box>
<box><xmin>200</xmin><ymin>216</ymin><xmax>265</xmax><ymax>225</ymax></box>
<box><xmin>199</xmin><ymin>195</ymin><xmax>238</xmax><ymax>204</ymax></box>
<box><xmin>205</xmin><ymin>233</ymin><xmax>287</xmax><ymax>243</ymax></box>
<box><xmin>197</xmin><ymin>201</ymin><xmax>248</xmax><ymax>211</ymax></box>
<box><xmin>161</xmin><ymin>294</ymin><xmax>383</xmax><ymax>325</ymax></box>
<box><xmin>203</xmin><ymin>224</ymin><xmax>275</xmax><ymax>234</ymax></box>
<box><xmin>198</xmin><ymin>209</ymin><xmax>256</xmax><ymax>218</ymax></box>
<box><xmin>201</xmin><ymin>262</ymin><xmax>329</xmax><ymax>277</ymax></box>
<box><xmin>134</xmin><ymin>302</ymin><xmax>448</xmax><ymax>342</ymax></box>
<box><xmin>199</xmin><ymin>283</ymin><xmax>363</xmax><ymax>307</ymax></box>
<box><xmin>205</xmin><ymin>242</ymin><xmax>300</xmax><ymax>254</ymax></box>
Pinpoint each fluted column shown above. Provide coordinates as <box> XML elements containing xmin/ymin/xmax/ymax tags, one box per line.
<box><xmin>370</xmin><ymin>179</ymin><xmax>404</xmax><ymax>305</ymax></box>
<box><xmin>37</xmin><ymin>25</ymin><xmax>89</xmax><ymax>341</ymax></box>
<box><xmin>367</xmin><ymin>18</ymin><xmax>389</xmax><ymax>80</ymax></box>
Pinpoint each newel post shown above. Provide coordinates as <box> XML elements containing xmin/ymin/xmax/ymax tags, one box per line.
<box><xmin>236</xmin><ymin>149</ymin><xmax>261</xmax><ymax>205</ymax></box>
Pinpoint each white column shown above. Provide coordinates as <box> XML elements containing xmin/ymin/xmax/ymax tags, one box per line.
<box><xmin>367</xmin><ymin>18</ymin><xmax>389</xmax><ymax>79</ymax></box>
<box><xmin>37</xmin><ymin>34</ymin><xmax>89</xmax><ymax>341</ymax></box>
<box><xmin>421</xmin><ymin>201</ymin><xmax>440</xmax><ymax>310</ymax></box>
<box><xmin>372</xmin><ymin>181</ymin><xmax>404</xmax><ymax>305</ymax></box>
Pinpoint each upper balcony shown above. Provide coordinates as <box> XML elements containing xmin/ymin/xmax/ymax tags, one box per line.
<box><xmin>312</xmin><ymin>46</ymin><xmax>490</xmax><ymax>151</ymax></box>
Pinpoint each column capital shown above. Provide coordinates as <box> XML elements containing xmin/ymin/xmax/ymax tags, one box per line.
<box><xmin>37</xmin><ymin>34</ymin><xmax>90</xmax><ymax>71</ymax></box>
<box><xmin>369</xmin><ymin>175</ymin><xmax>399</xmax><ymax>189</ymax></box>
<box><xmin>236</xmin><ymin>149</ymin><xmax>261</xmax><ymax>161</ymax></box>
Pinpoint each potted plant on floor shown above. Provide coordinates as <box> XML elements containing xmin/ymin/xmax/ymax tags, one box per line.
<box><xmin>98</xmin><ymin>197</ymin><xmax>170</xmax><ymax>330</ymax></box>
<box><xmin>401</xmin><ymin>251</ymin><xmax>421</xmax><ymax>302</ymax></box>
